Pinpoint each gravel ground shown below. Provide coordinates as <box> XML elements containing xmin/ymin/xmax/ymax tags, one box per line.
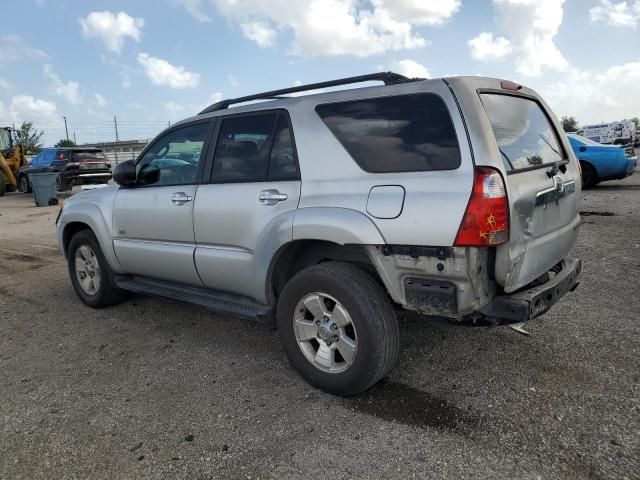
<box><xmin>1</xmin><ymin>172</ymin><xmax>639</xmax><ymax>480</ymax></box>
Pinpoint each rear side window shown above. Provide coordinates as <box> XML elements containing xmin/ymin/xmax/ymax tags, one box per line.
<box><xmin>480</xmin><ymin>94</ymin><xmax>564</xmax><ymax>172</ymax></box>
<box><xmin>315</xmin><ymin>93</ymin><xmax>461</xmax><ymax>173</ymax></box>
<box><xmin>55</xmin><ymin>150</ymin><xmax>69</xmax><ymax>160</ymax></box>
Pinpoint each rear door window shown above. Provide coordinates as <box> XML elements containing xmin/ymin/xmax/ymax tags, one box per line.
<box><xmin>315</xmin><ymin>93</ymin><xmax>461</xmax><ymax>173</ymax></box>
<box><xmin>211</xmin><ymin>112</ymin><xmax>298</xmax><ymax>182</ymax></box>
<box><xmin>480</xmin><ymin>94</ymin><xmax>565</xmax><ymax>172</ymax></box>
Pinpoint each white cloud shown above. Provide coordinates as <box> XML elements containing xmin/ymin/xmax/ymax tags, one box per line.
<box><xmin>241</xmin><ymin>21</ymin><xmax>277</xmax><ymax>47</ymax></box>
<box><xmin>164</xmin><ymin>101</ymin><xmax>187</xmax><ymax>117</ymax></box>
<box><xmin>373</xmin><ymin>0</ymin><xmax>461</xmax><ymax>25</ymax></box>
<box><xmin>543</xmin><ymin>62</ymin><xmax>640</xmax><ymax>124</ymax></box>
<box><xmin>92</xmin><ymin>94</ymin><xmax>108</xmax><ymax>107</ymax></box>
<box><xmin>590</xmin><ymin>0</ymin><xmax>640</xmax><ymax>28</ymax></box>
<box><xmin>210</xmin><ymin>92</ymin><xmax>223</xmax><ymax>103</ymax></box>
<box><xmin>137</xmin><ymin>52</ymin><xmax>200</xmax><ymax>89</ymax></box>
<box><xmin>174</xmin><ymin>0</ymin><xmax>211</xmax><ymax>22</ymax></box>
<box><xmin>0</xmin><ymin>34</ymin><xmax>48</xmax><ymax>62</ymax></box>
<box><xmin>0</xmin><ymin>78</ymin><xmax>9</xmax><ymax>90</ymax></box>
<box><xmin>228</xmin><ymin>74</ymin><xmax>239</xmax><ymax>88</ymax></box>
<box><xmin>213</xmin><ymin>0</ymin><xmax>460</xmax><ymax>57</ymax></box>
<box><xmin>475</xmin><ymin>0</ymin><xmax>567</xmax><ymax>77</ymax></box>
<box><xmin>391</xmin><ymin>59</ymin><xmax>430</xmax><ymax>78</ymax></box>
<box><xmin>79</xmin><ymin>11</ymin><xmax>144</xmax><ymax>53</ymax></box>
<box><xmin>44</xmin><ymin>64</ymin><xmax>82</xmax><ymax>105</ymax></box>
<box><xmin>468</xmin><ymin>32</ymin><xmax>512</xmax><ymax>61</ymax></box>
<box><xmin>3</xmin><ymin>95</ymin><xmax>58</xmax><ymax>123</ymax></box>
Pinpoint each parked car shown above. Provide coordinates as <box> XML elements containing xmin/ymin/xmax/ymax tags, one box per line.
<box><xmin>56</xmin><ymin>73</ymin><xmax>582</xmax><ymax>395</ymax></box>
<box><xmin>18</xmin><ymin>147</ymin><xmax>111</xmax><ymax>193</ymax></box>
<box><xmin>567</xmin><ymin>133</ymin><xmax>637</xmax><ymax>188</ymax></box>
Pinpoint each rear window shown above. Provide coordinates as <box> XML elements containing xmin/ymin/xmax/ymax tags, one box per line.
<box><xmin>72</xmin><ymin>150</ymin><xmax>106</xmax><ymax>161</ymax></box>
<box><xmin>480</xmin><ymin>94</ymin><xmax>564</xmax><ymax>172</ymax></box>
<box><xmin>315</xmin><ymin>93</ymin><xmax>461</xmax><ymax>173</ymax></box>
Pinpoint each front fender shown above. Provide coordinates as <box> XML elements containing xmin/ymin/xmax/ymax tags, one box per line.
<box><xmin>57</xmin><ymin>203</ymin><xmax>124</xmax><ymax>273</ymax></box>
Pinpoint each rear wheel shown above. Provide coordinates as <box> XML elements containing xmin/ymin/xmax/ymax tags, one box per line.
<box><xmin>18</xmin><ymin>175</ymin><xmax>31</xmax><ymax>193</ymax></box>
<box><xmin>276</xmin><ymin>262</ymin><xmax>399</xmax><ymax>396</ymax></box>
<box><xmin>0</xmin><ymin>172</ymin><xmax>5</xmax><ymax>197</ymax></box>
<box><xmin>56</xmin><ymin>174</ymin><xmax>71</xmax><ymax>192</ymax></box>
<box><xmin>67</xmin><ymin>230</ymin><xmax>125</xmax><ymax>308</ymax></box>
<box><xmin>580</xmin><ymin>162</ymin><xmax>597</xmax><ymax>189</ymax></box>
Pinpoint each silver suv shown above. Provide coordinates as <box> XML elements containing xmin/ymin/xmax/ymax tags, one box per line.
<box><xmin>56</xmin><ymin>73</ymin><xmax>582</xmax><ymax>395</ymax></box>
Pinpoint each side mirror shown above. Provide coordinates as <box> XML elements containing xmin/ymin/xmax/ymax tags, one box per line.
<box><xmin>113</xmin><ymin>160</ymin><xmax>137</xmax><ymax>187</ymax></box>
<box><xmin>579</xmin><ymin>146</ymin><xmax>587</xmax><ymax>153</ymax></box>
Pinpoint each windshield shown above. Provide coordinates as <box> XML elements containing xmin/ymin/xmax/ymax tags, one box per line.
<box><xmin>0</xmin><ymin>129</ymin><xmax>11</xmax><ymax>151</ymax></box>
<box><xmin>567</xmin><ymin>134</ymin><xmax>601</xmax><ymax>146</ymax></box>
<box><xmin>480</xmin><ymin>94</ymin><xmax>564</xmax><ymax>172</ymax></box>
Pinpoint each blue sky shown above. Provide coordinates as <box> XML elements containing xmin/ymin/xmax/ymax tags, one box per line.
<box><xmin>0</xmin><ymin>0</ymin><xmax>639</xmax><ymax>145</ymax></box>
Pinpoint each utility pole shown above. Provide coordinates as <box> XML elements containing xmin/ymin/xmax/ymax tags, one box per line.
<box><xmin>114</xmin><ymin>116</ymin><xmax>119</xmax><ymax>142</ymax></box>
<box><xmin>73</xmin><ymin>131</ymin><xmax>77</xmax><ymax>145</ymax></box>
<box><xmin>63</xmin><ymin>116</ymin><xmax>69</xmax><ymax>141</ymax></box>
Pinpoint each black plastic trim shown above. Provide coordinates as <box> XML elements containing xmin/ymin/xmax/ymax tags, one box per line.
<box><xmin>199</xmin><ymin>72</ymin><xmax>420</xmax><ymax>113</ymax></box>
<box><xmin>115</xmin><ymin>275</ymin><xmax>273</xmax><ymax>322</ymax></box>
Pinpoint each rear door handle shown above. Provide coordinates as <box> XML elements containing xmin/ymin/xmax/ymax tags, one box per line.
<box><xmin>258</xmin><ymin>189</ymin><xmax>288</xmax><ymax>205</ymax></box>
<box><xmin>171</xmin><ymin>192</ymin><xmax>193</xmax><ymax>205</ymax></box>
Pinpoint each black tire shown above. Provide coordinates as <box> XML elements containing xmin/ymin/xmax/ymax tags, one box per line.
<box><xmin>276</xmin><ymin>262</ymin><xmax>399</xmax><ymax>396</ymax></box>
<box><xmin>581</xmin><ymin>162</ymin><xmax>597</xmax><ymax>189</ymax></box>
<box><xmin>67</xmin><ymin>229</ymin><xmax>125</xmax><ymax>308</ymax></box>
<box><xmin>55</xmin><ymin>173</ymin><xmax>71</xmax><ymax>192</ymax></box>
<box><xmin>18</xmin><ymin>175</ymin><xmax>31</xmax><ymax>194</ymax></box>
<box><xmin>0</xmin><ymin>172</ymin><xmax>5</xmax><ymax>197</ymax></box>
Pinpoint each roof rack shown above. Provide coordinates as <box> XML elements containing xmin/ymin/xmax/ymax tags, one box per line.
<box><xmin>199</xmin><ymin>71</ymin><xmax>421</xmax><ymax>114</ymax></box>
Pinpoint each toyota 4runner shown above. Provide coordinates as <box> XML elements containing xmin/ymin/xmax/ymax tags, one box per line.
<box><xmin>56</xmin><ymin>73</ymin><xmax>582</xmax><ymax>395</ymax></box>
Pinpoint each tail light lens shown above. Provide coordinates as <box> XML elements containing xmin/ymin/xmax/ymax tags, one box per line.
<box><xmin>454</xmin><ymin>167</ymin><xmax>509</xmax><ymax>246</ymax></box>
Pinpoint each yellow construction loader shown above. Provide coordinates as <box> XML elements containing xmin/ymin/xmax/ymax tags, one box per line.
<box><xmin>0</xmin><ymin>127</ymin><xmax>28</xmax><ymax>197</ymax></box>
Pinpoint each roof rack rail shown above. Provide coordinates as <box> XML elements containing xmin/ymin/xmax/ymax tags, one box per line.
<box><xmin>198</xmin><ymin>71</ymin><xmax>421</xmax><ymax>114</ymax></box>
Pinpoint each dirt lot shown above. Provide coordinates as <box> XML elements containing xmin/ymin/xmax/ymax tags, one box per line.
<box><xmin>1</xmin><ymin>174</ymin><xmax>639</xmax><ymax>480</ymax></box>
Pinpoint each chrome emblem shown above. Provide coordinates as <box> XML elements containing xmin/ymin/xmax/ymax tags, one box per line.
<box><xmin>553</xmin><ymin>175</ymin><xmax>564</xmax><ymax>193</ymax></box>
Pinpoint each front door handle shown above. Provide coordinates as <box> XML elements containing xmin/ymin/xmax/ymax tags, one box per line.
<box><xmin>171</xmin><ymin>192</ymin><xmax>193</xmax><ymax>205</ymax></box>
<box><xmin>258</xmin><ymin>189</ymin><xmax>288</xmax><ymax>205</ymax></box>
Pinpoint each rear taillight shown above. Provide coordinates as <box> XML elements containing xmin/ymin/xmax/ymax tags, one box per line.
<box><xmin>454</xmin><ymin>167</ymin><xmax>509</xmax><ymax>247</ymax></box>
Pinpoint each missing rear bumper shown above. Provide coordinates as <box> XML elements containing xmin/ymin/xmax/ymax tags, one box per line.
<box><xmin>465</xmin><ymin>258</ymin><xmax>581</xmax><ymax>326</ymax></box>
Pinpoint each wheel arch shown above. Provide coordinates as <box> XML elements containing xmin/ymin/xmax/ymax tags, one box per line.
<box><xmin>59</xmin><ymin>205</ymin><xmax>125</xmax><ymax>273</ymax></box>
<box><xmin>266</xmin><ymin>239</ymin><xmax>381</xmax><ymax>305</ymax></box>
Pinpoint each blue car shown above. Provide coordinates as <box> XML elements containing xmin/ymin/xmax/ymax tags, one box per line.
<box><xmin>567</xmin><ymin>133</ymin><xmax>637</xmax><ymax>189</ymax></box>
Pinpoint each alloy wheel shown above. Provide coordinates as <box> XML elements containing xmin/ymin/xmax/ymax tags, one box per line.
<box><xmin>74</xmin><ymin>245</ymin><xmax>101</xmax><ymax>295</ymax></box>
<box><xmin>293</xmin><ymin>292</ymin><xmax>357</xmax><ymax>373</ymax></box>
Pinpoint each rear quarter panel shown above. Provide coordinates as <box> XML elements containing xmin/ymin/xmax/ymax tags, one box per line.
<box><xmin>578</xmin><ymin>146</ymin><xmax>628</xmax><ymax>177</ymax></box>
<box><xmin>289</xmin><ymin>79</ymin><xmax>474</xmax><ymax>246</ymax></box>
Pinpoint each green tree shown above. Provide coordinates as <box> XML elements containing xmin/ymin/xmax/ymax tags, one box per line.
<box><xmin>14</xmin><ymin>121</ymin><xmax>44</xmax><ymax>154</ymax></box>
<box><xmin>55</xmin><ymin>139</ymin><xmax>76</xmax><ymax>147</ymax></box>
<box><xmin>561</xmin><ymin>116</ymin><xmax>579</xmax><ymax>132</ymax></box>
<box><xmin>631</xmin><ymin>117</ymin><xmax>639</xmax><ymax>129</ymax></box>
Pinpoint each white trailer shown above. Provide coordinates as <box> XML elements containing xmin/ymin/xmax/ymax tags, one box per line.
<box><xmin>576</xmin><ymin>120</ymin><xmax>636</xmax><ymax>145</ymax></box>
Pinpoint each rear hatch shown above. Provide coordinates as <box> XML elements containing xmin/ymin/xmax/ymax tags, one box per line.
<box><xmin>71</xmin><ymin>150</ymin><xmax>110</xmax><ymax>170</ymax></box>
<box><xmin>479</xmin><ymin>90</ymin><xmax>581</xmax><ymax>292</ymax></box>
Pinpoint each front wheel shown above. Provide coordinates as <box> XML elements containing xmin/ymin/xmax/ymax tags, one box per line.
<box><xmin>276</xmin><ymin>262</ymin><xmax>399</xmax><ymax>396</ymax></box>
<box><xmin>67</xmin><ymin>230</ymin><xmax>125</xmax><ymax>308</ymax></box>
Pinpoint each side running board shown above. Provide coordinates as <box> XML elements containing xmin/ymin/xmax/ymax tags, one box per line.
<box><xmin>115</xmin><ymin>276</ymin><xmax>273</xmax><ymax>322</ymax></box>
